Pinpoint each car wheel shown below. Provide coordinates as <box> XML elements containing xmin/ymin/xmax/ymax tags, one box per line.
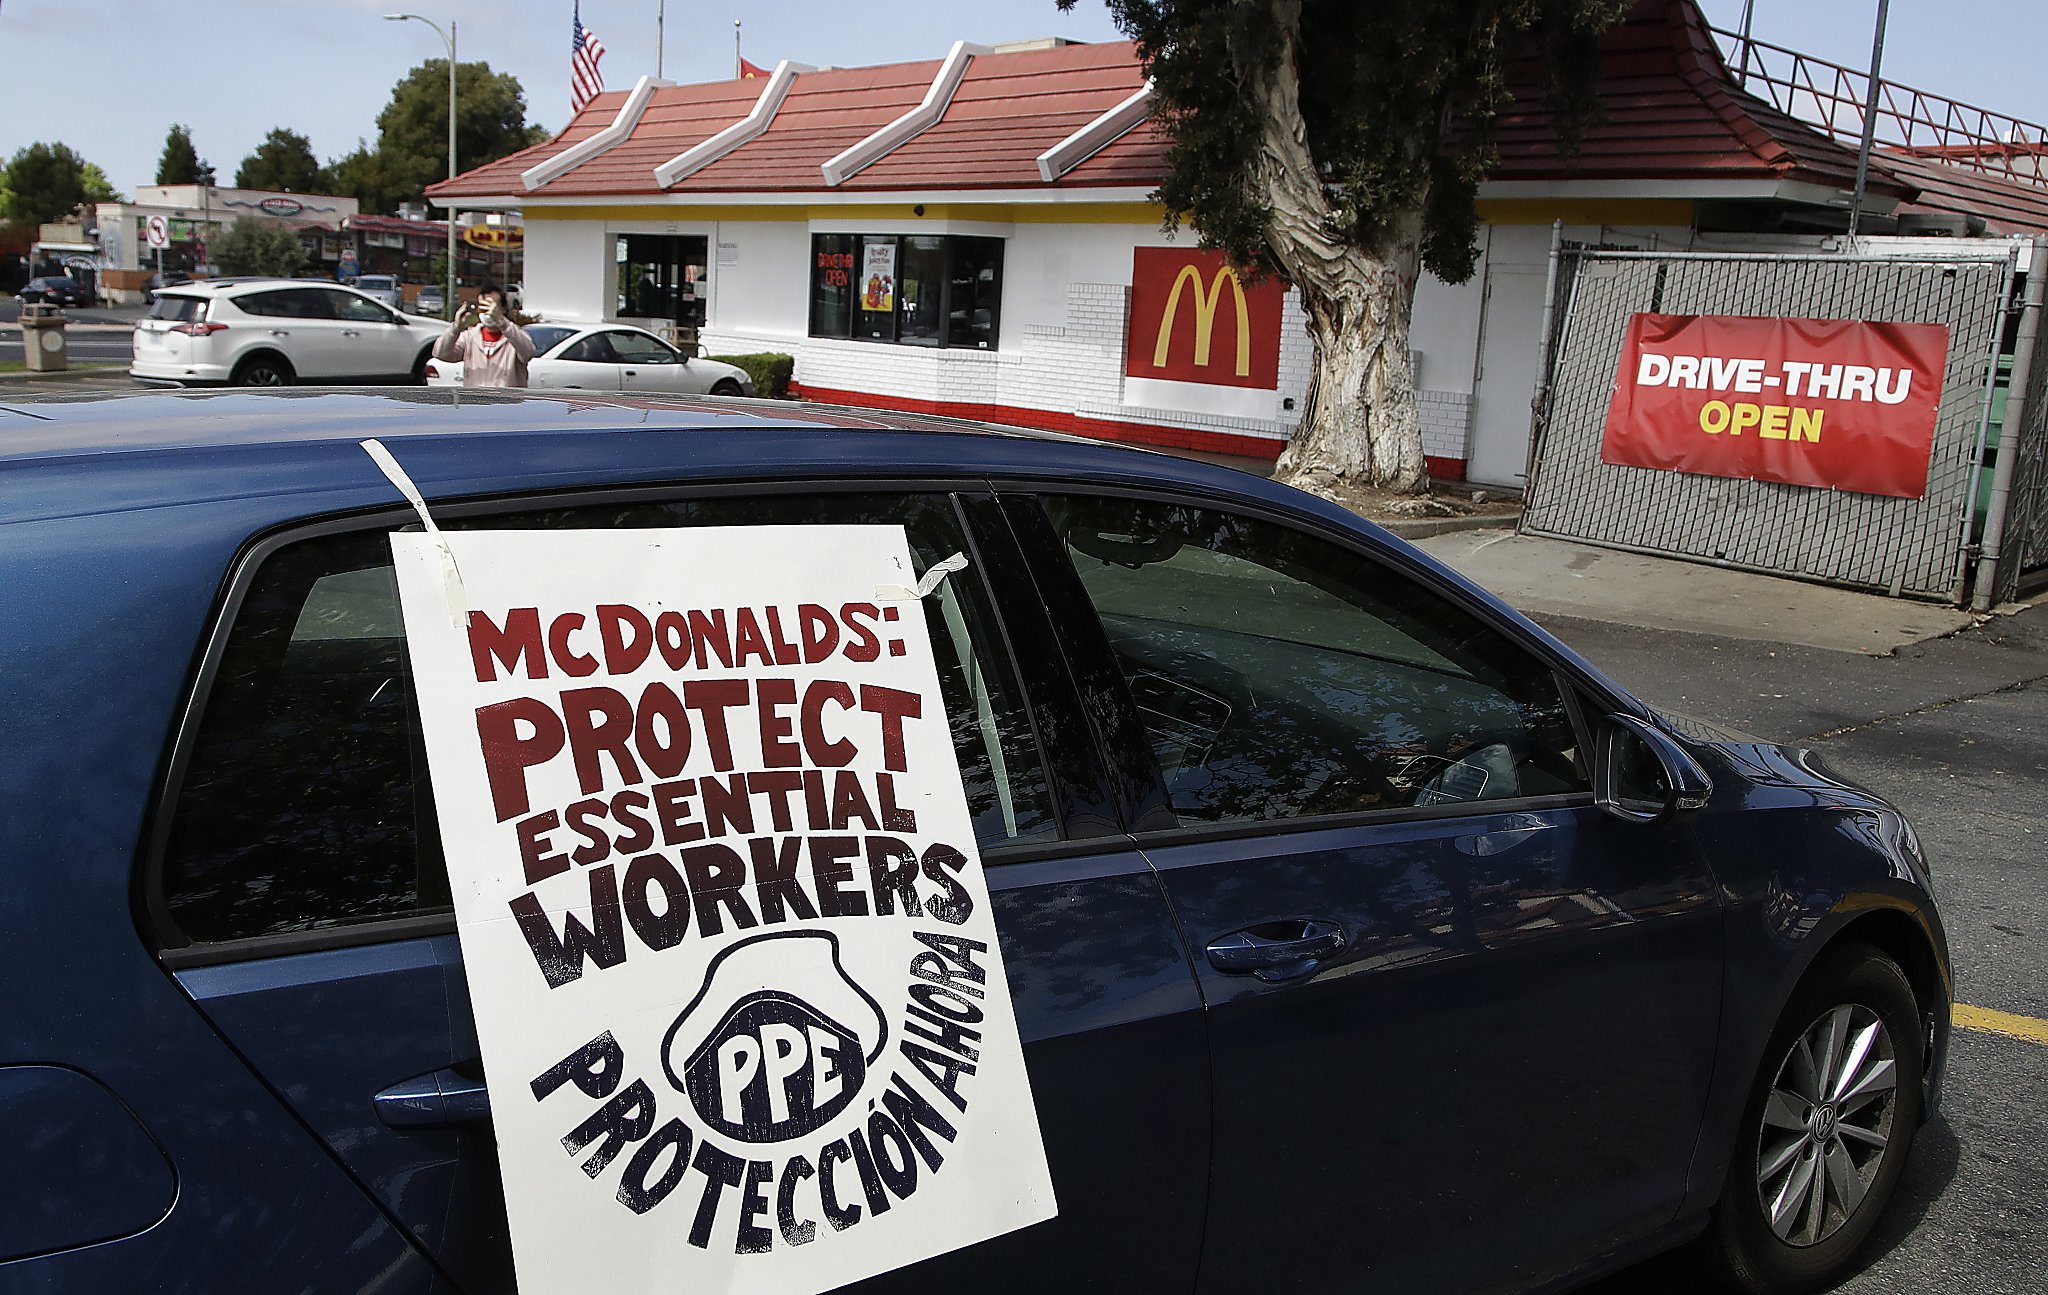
<box><xmin>231</xmin><ymin>355</ymin><xmax>297</xmax><ymax>387</ymax></box>
<box><xmin>1704</xmin><ymin>943</ymin><xmax>1924</xmax><ymax>1294</ymax></box>
<box><xmin>711</xmin><ymin>379</ymin><xmax>743</xmax><ymax>397</ymax></box>
<box><xmin>410</xmin><ymin>348</ymin><xmax>434</xmax><ymax>385</ymax></box>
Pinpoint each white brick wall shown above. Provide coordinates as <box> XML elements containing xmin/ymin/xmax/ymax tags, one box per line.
<box><xmin>703</xmin><ymin>277</ymin><xmax>1471</xmax><ymax>462</ymax></box>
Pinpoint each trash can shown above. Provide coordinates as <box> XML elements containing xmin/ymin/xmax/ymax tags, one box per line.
<box><xmin>20</xmin><ymin>302</ymin><xmax>68</xmax><ymax>373</ymax></box>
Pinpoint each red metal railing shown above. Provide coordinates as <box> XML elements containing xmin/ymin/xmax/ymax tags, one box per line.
<box><xmin>1712</xmin><ymin>27</ymin><xmax>2048</xmax><ymax>189</ymax></box>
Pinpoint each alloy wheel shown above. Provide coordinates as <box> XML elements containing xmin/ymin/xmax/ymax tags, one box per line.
<box><xmin>1754</xmin><ymin>1003</ymin><xmax>1898</xmax><ymax>1247</ymax></box>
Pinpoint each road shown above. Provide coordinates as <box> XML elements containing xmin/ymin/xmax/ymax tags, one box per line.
<box><xmin>1</xmin><ymin>299</ymin><xmax>140</xmax><ymax>368</ymax></box>
<box><xmin>1561</xmin><ymin>608</ymin><xmax>2048</xmax><ymax>1295</ymax></box>
<box><xmin>1</xmin><ymin>332</ymin><xmax>136</xmax><ymax>366</ymax></box>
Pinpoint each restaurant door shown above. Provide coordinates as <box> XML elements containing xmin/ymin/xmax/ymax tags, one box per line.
<box><xmin>615</xmin><ymin>234</ymin><xmax>708</xmax><ymax>332</ymax></box>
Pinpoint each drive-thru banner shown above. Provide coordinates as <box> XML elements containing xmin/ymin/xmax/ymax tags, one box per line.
<box><xmin>1601</xmin><ymin>313</ymin><xmax>1950</xmax><ymax>498</ymax></box>
<box><xmin>390</xmin><ymin>524</ymin><xmax>1056</xmax><ymax>1294</ymax></box>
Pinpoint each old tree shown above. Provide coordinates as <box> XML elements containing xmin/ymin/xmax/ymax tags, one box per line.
<box><xmin>1064</xmin><ymin>0</ymin><xmax>1623</xmax><ymax>491</ymax></box>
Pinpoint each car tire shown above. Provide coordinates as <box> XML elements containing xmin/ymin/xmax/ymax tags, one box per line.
<box><xmin>711</xmin><ymin>379</ymin><xmax>743</xmax><ymax>397</ymax></box>
<box><xmin>410</xmin><ymin>348</ymin><xmax>434</xmax><ymax>385</ymax></box>
<box><xmin>1703</xmin><ymin>943</ymin><xmax>1925</xmax><ymax>1295</ymax></box>
<box><xmin>231</xmin><ymin>354</ymin><xmax>297</xmax><ymax>388</ymax></box>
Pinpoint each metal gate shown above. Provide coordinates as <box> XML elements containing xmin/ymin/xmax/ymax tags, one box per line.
<box><xmin>1522</xmin><ymin>248</ymin><xmax>2017</xmax><ymax>602</ymax></box>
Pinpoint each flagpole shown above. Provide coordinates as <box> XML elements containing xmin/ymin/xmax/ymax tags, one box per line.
<box><xmin>734</xmin><ymin>20</ymin><xmax>742</xmax><ymax>79</ymax></box>
<box><xmin>657</xmin><ymin>0</ymin><xmax>665</xmax><ymax>78</ymax></box>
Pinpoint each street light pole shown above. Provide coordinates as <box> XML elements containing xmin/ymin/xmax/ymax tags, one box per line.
<box><xmin>386</xmin><ymin>12</ymin><xmax>458</xmax><ymax>316</ymax></box>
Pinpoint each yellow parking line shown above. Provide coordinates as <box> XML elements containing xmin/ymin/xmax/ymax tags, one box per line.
<box><xmin>1953</xmin><ymin>1003</ymin><xmax>2048</xmax><ymax>1047</ymax></box>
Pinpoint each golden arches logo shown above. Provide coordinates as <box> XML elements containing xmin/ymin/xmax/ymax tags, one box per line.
<box><xmin>1153</xmin><ymin>264</ymin><xmax>1252</xmax><ymax>377</ymax></box>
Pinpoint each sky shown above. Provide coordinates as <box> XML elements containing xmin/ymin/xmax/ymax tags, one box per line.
<box><xmin>3</xmin><ymin>0</ymin><xmax>2046</xmax><ymax>198</ymax></box>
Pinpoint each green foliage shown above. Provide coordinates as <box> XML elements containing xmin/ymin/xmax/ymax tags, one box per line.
<box><xmin>325</xmin><ymin>141</ymin><xmax>402</xmax><ymax>214</ymax></box>
<box><xmin>1</xmin><ymin>142</ymin><xmax>120</xmax><ymax>225</ymax></box>
<box><xmin>370</xmin><ymin>59</ymin><xmax>544</xmax><ymax>211</ymax></box>
<box><xmin>707</xmin><ymin>353</ymin><xmax>795</xmax><ymax>399</ymax></box>
<box><xmin>1060</xmin><ymin>0</ymin><xmax>1625</xmax><ymax>284</ymax></box>
<box><xmin>236</xmin><ymin>128</ymin><xmax>328</xmax><ymax>193</ymax></box>
<box><xmin>212</xmin><ymin>215</ymin><xmax>308</xmax><ymax>277</ymax></box>
<box><xmin>157</xmin><ymin>124</ymin><xmax>215</xmax><ymax>186</ymax></box>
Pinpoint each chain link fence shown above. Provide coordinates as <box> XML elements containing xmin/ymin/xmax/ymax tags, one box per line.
<box><xmin>1992</xmin><ymin>316</ymin><xmax>2048</xmax><ymax>604</ymax></box>
<box><xmin>1523</xmin><ymin>249</ymin><xmax>2016</xmax><ymax>602</ymax></box>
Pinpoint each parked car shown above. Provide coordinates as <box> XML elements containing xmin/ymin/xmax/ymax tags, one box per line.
<box><xmin>18</xmin><ymin>275</ymin><xmax>94</xmax><ymax>308</ymax></box>
<box><xmin>424</xmin><ymin>321</ymin><xmax>755</xmax><ymax>395</ymax></box>
<box><xmin>131</xmin><ymin>278</ymin><xmax>436</xmax><ymax>386</ymax></box>
<box><xmin>414</xmin><ymin>284</ymin><xmax>445</xmax><ymax>318</ymax></box>
<box><xmin>350</xmin><ymin>274</ymin><xmax>404</xmax><ymax>309</ymax></box>
<box><xmin>0</xmin><ymin>388</ymin><xmax>1948</xmax><ymax>1295</ymax></box>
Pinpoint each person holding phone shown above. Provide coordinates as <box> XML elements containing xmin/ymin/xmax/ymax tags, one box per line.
<box><xmin>433</xmin><ymin>281</ymin><xmax>536</xmax><ymax>388</ymax></box>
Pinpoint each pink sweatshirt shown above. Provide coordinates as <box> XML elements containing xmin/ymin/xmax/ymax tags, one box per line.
<box><xmin>433</xmin><ymin>318</ymin><xmax>537</xmax><ymax>387</ymax></box>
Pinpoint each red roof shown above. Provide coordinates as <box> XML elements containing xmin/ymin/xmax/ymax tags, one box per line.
<box><xmin>1492</xmin><ymin>0</ymin><xmax>1903</xmax><ymax>195</ymax></box>
<box><xmin>432</xmin><ymin>0</ymin><xmax>2048</xmax><ymax>235</ymax></box>
<box><xmin>1881</xmin><ymin>150</ymin><xmax>2048</xmax><ymax>234</ymax></box>
<box><xmin>435</xmin><ymin>41</ymin><xmax>1157</xmax><ymax>201</ymax></box>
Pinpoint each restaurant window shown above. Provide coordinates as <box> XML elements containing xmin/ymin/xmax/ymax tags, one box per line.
<box><xmin>616</xmin><ymin>234</ymin><xmax>708</xmax><ymax>328</ymax></box>
<box><xmin>810</xmin><ymin>233</ymin><xmax>856</xmax><ymax>338</ymax></box>
<box><xmin>809</xmin><ymin>233</ymin><xmax>1004</xmax><ymax>349</ymax></box>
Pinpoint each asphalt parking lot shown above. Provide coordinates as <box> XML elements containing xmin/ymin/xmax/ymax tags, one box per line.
<box><xmin>1563</xmin><ymin>608</ymin><xmax>2048</xmax><ymax>1295</ymax></box>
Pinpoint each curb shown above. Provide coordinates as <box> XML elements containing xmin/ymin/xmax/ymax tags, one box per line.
<box><xmin>2</xmin><ymin>323</ymin><xmax>138</xmax><ymax>335</ymax></box>
<box><xmin>0</xmin><ymin>365</ymin><xmax>128</xmax><ymax>384</ymax></box>
<box><xmin>1378</xmin><ymin>514</ymin><xmax>1521</xmax><ymax>540</ymax></box>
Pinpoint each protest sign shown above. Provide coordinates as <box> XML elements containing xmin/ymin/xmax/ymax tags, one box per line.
<box><xmin>390</xmin><ymin>523</ymin><xmax>1056</xmax><ymax>1294</ymax></box>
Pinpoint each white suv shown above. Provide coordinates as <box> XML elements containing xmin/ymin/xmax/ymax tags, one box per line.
<box><xmin>132</xmin><ymin>279</ymin><xmax>437</xmax><ymax>387</ymax></box>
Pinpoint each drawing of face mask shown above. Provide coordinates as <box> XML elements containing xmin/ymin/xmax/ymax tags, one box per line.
<box><xmin>661</xmin><ymin>931</ymin><xmax>890</xmax><ymax>1144</ymax></box>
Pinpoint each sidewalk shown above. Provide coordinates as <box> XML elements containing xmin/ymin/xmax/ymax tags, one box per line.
<box><xmin>1414</xmin><ymin>528</ymin><xmax>1979</xmax><ymax>655</ymax></box>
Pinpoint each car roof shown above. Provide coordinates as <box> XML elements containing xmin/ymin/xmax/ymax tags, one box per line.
<box><xmin>157</xmin><ymin>278</ymin><xmax>365</xmax><ymax>297</ymax></box>
<box><xmin>0</xmin><ymin>388</ymin><xmax>1314</xmax><ymax>531</ymax></box>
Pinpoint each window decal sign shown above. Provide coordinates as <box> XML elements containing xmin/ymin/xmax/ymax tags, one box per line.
<box><xmin>1125</xmin><ymin>247</ymin><xmax>1284</xmax><ymax>390</ymax></box>
<box><xmin>1600</xmin><ymin>313</ymin><xmax>1950</xmax><ymax>498</ymax></box>
<box><xmin>390</xmin><ymin>524</ymin><xmax>1056</xmax><ymax>1294</ymax></box>
<box><xmin>862</xmin><ymin>242</ymin><xmax>896</xmax><ymax>313</ymax></box>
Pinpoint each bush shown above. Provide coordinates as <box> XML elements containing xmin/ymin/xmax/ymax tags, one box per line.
<box><xmin>211</xmin><ymin>215</ymin><xmax>306</xmax><ymax>278</ymax></box>
<box><xmin>707</xmin><ymin>352</ymin><xmax>794</xmax><ymax>400</ymax></box>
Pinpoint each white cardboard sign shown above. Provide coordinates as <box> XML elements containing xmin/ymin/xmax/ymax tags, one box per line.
<box><xmin>390</xmin><ymin>524</ymin><xmax>1056</xmax><ymax>1293</ymax></box>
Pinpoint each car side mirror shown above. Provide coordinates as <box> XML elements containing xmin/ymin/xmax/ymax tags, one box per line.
<box><xmin>1595</xmin><ymin>714</ymin><xmax>1712</xmax><ymax>824</ymax></box>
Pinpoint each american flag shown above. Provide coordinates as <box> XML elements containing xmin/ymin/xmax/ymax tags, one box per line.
<box><xmin>571</xmin><ymin>2</ymin><xmax>605</xmax><ymax>114</ymax></box>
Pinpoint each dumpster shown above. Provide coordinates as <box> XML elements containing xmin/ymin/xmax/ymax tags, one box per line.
<box><xmin>19</xmin><ymin>302</ymin><xmax>68</xmax><ymax>372</ymax></box>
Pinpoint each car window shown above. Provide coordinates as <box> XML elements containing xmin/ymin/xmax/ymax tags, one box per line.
<box><xmin>557</xmin><ymin>333</ymin><xmax>617</xmax><ymax>363</ymax></box>
<box><xmin>325</xmin><ymin>290</ymin><xmax>397</xmax><ymax>324</ymax></box>
<box><xmin>605</xmin><ymin>330</ymin><xmax>679</xmax><ymax>364</ymax></box>
<box><xmin>158</xmin><ymin>492</ymin><xmax>1058</xmax><ymax>950</ymax></box>
<box><xmin>1040</xmin><ymin>494</ymin><xmax>1588</xmax><ymax>828</ymax></box>
<box><xmin>148</xmin><ymin>295</ymin><xmax>208</xmax><ymax>323</ymax></box>
<box><xmin>238</xmin><ymin>288</ymin><xmax>334</xmax><ymax>320</ymax></box>
<box><xmin>526</xmin><ymin>325</ymin><xmax>576</xmax><ymax>354</ymax></box>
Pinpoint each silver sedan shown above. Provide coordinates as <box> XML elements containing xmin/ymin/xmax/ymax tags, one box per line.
<box><xmin>425</xmin><ymin>321</ymin><xmax>756</xmax><ymax>395</ymax></box>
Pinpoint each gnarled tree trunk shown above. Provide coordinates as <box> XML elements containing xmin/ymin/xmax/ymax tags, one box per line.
<box><xmin>1248</xmin><ymin>0</ymin><xmax>1431</xmax><ymax>495</ymax></box>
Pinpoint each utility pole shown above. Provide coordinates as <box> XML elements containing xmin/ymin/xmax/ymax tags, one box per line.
<box><xmin>1847</xmin><ymin>0</ymin><xmax>1891</xmax><ymax>240</ymax></box>
<box><xmin>734</xmin><ymin>20</ymin><xmax>742</xmax><ymax>79</ymax></box>
<box><xmin>385</xmin><ymin>13</ymin><xmax>460</xmax><ymax>313</ymax></box>
<box><xmin>657</xmin><ymin>0</ymin><xmax>666</xmax><ymax>78</ymax></box>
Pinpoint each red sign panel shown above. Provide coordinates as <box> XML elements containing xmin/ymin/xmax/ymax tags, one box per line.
<box><xmin>1601</xmin><ymin>313</ymin><xmax>1950</xmax><ymax>498</ymax></box>
<box><xmin>1126</xmin><ymin>247</ymin><xmax>1284</xmax><ymax>390</ymax></box>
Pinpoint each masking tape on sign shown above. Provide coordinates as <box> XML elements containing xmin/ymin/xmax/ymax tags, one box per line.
<box><xmin>360</xmin><ymin>438</ymin><xmax>468</xmax><ymax>629</ymax></box>
<box><xmin>876</xmin><ymin>551</ymin><xmax>968</xmax><ymax>602</ymax></box>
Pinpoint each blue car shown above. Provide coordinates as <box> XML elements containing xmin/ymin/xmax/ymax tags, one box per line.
<box><xmin>0</xmin><ymin>390</ymin><xmax>1948</xmax><ymax>1295</ymax></box>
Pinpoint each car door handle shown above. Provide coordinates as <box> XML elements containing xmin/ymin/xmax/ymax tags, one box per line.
<box><xmin>1205</xmin><ymin>920</ymin><xmax>1347</xmax><ymax>982</ymax></box>
<box><xmin>342</xmin><ymin>329</ymin><xmax>360</xmax><ymax>337</ymax></box>
<box><xmin>623</xmin><ymin>369</ymin><xmax>637</xmax><ymax>377</ymax></box>
<box><xmin>373</xmin><ymin>1068</ymin><xmax>490</xmax><ymax>1128</ymax></box>
<box><xmin>269</xmin><ymin>329</ymin><xmax>290</xmax><ymax>337</ymax></box>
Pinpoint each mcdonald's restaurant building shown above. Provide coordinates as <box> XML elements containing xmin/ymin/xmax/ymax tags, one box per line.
<box><xmin>431</xmin><ymin>0</ymin><xmax>2048</xmax><ymax>485</ymax></box>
